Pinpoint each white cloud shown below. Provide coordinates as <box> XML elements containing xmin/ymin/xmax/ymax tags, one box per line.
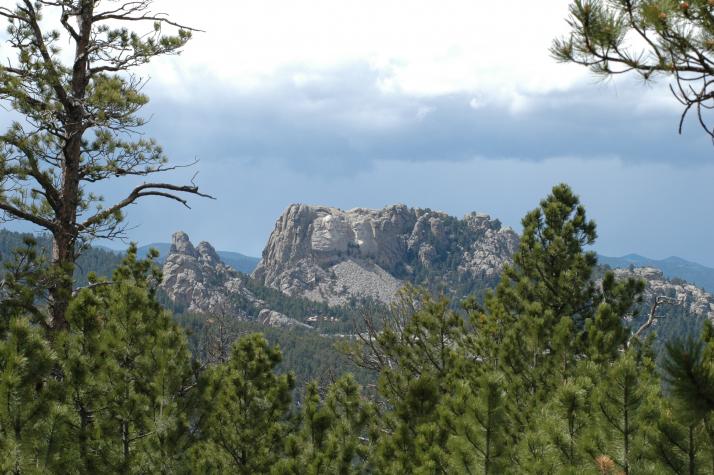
<box><xmin>0</xmin><ymin>1</ymin><xmax>679</xmax><ymax>115</ymax></box>
<box><xmin>468</xmin><ymin>96</ymin><xmax>484</xmax><ymax>110</ymax></box>
<box><xmin>147</xmin><ymin>0</ymin><xmax>587</xmax><ymax>100</ymax></box>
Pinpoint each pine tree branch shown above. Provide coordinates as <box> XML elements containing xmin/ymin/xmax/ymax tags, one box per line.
<box><xmin>0</xmin><ymin>7</ymin><xmax>23</xmax><ymax>22</ymax></box>
<box><xmin>79</xmin><ymin>158</ymin><xmax>199</xmax><ymax>183</ymax></box>
<box><xmin>58</xmin><ymin>4</ymin><xmax>80</xmax><ymax>41</ymax></box>
<box><xmin>1</xmin><ymin>134</ymin><xmax>62</xmax><ymax>212</ymax></box>
<box><xmin>93</xmin><ymin>14</ymin><xmax>203</xmax><ymax>32</ymax></box>
<box><xmin>78</xmin><ymin>182</ymin><xmax>214</xmax><ymax>232</ymax></box>
<box><xmin>20</xmin><ymin>1</ymin><xmax>71</xmax><ymax>109</ymax></box>
<box><xmin>0</xmin><ymin>200</ymin><xmax>56</xmax><ymax>231</ymax></box>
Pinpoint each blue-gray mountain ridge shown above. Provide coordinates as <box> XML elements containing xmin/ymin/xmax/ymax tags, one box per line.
<box><xmin>598</xmin><ymin>253</ymin><xmax>714</xmax><ymax>294</ymax></box>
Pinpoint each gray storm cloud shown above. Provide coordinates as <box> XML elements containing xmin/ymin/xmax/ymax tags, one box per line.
<box><xmin>143</xmin><ymin>63</ymin><xmax>712</xmax><ymax>174</ymax></box>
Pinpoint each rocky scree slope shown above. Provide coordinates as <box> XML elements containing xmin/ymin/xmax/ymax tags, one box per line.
<box><xmin>251</xmin><ymin>204</ymin><xmax>519</xmax><ymax>305</ymax></box>
<box><xmin>160</xmin><ymin>231</ymin><xmax>310</xmax><ymax>329</ymax></box>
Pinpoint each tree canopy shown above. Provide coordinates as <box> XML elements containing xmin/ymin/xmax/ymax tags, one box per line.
<box><xmin>0</xmin><ymin>0</ymin><xmax>211</xmax><ymax>330</ymax></box>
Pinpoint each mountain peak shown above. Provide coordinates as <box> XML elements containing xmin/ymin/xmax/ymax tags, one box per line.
<box><xmin>196</xmin><ymin>240</ymin><xmax>221</xmax><ymax>262</ymax></box>
<box><xmin>170</xmin><ymin>231</ymin><xmax>196</xmax><ymax>257</ymax></box>
<box><xmin>160</xmin><ymin>232</ymin><xmax>310</xmax><ymax>328</ymax></box>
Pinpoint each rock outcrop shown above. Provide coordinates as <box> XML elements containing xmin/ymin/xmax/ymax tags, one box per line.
<box><xmin>250</xmin><ymin>204</ymin><xmax>714</xmax><ymax>325</ymax></box>
<box><xmin>259</xmin><ymin>309</ymin><xmax>312</xmax><ymax>329</ymax></box>
<box><xmin>160</xmin><ymin>232</ymin><xmax>310</xmax><ymax>328</ymax></box>
<box><xmin>160</xmin><ymin>214</ymin><xmax>714</xmax><ymax>336</ymax></box>
<box><xmin>614</xmin><ymin>267</ymin><xmax>714</xmax><ymax>322</ymax></box>
<box><xmin>252</xmin><ymin>204</ymin><xmax>519</xmax><ymax>305</ymax></box>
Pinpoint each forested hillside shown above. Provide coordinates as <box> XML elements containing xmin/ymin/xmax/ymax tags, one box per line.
<box><xmin>0</xmin><ymin>230</ymin><xmax>707</xmax><ymax>360</ymax></box>
<box><xmin>0</xmin><ymin>230</ymin><xmax>123</xmax><ymax>286</ymax></box>
<box><xmin>5</xmin><ymin>184</ymin><xmax>711</xmax><ymax>473</ymax></box>
<box><xmin>174</xmin><ymin>314</ymin><xmax>375</xmax><ymax>394</ymax></box>
<box><xmin>1</xmin><ymin>228</ymin><xmax>375</xmax><ymax>386</ymax></box>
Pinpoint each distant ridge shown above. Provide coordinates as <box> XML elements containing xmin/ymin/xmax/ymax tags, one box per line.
<box><xmin>598</xmin><ymin>253</ymin><xmax>714</xmax><ymax>293</ymax></box>
<box><xmin>137</xmin><ymin>243</ymin><xmax>260</xmax><ymax>275</ymax></box>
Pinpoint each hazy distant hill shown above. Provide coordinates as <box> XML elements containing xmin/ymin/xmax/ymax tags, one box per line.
<box><xmin>1</xmin><ymin>230</ymin><xmax>259</xmax><ymax>281</ymax></box>
<box><xmin>137</xmin><ymin>242</ymin><xmax>260</xmax><ymax>274</ymax></box>
<box><xmin>599</xmin><ymin>253</ymin><xmax>714</xmax><ymax>293</ymax></box>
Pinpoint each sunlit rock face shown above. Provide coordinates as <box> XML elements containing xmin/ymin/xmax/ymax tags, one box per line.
<box><xmin>252</xmin><ymin>204</ymin><xmax>519</xmax><ymax>305</ymax></box>
<box><xmin>160</xmin><ymin>232</ymin><xmax>309</xmax><ymax>328</ymax></box>
<box><xmin>613</xmin><ymin>267</ymin><xmax>714</xmax><ymax>322</ymax></box>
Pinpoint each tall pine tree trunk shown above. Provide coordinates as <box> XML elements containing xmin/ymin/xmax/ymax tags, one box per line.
<box><xmin>49</xmin><ymin>135</ymin><xmax>82</xmax><ymax>331</ymax></box>
<box><xmin>49</xmin><ymin>229</ymin><xmax>76</xmax><ymax>331</ymax></box>
<box><xmin>48</xmin><ymin>2</ymin><xmax>91</xmax><ymax>331</ymax></box>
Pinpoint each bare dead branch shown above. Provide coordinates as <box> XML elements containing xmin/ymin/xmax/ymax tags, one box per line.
<box><xmin>628</xmin><ymin>295</ymin><xmax>684</xmax><ymax>347</ymax></box>
<box><xmin>78</xmin><ymin>182</ymin><xmax>214</xmax><ymax>232</ymax></box>
<box><xmin>93</xmin><ymin>12</ymin><xmax>204</xmax><ymax>33</ymax></box>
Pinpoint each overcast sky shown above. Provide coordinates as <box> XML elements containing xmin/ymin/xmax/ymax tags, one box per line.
<box><xmin>3</xmin><ymin>0</ymin><xmax>714</xmax><ymax>266</ymax></box>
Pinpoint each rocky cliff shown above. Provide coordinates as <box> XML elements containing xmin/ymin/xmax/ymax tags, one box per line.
<box><xmin>250</xmin><ymin>204</ymin><xmax>714</xmax><ymax>328</ymax></box>
<box><xmin>251</xmin><ymin>204</ymin><xmax>519</xmax><ymax>305</ymax></box>
<box><xmin>614</xmin><ymin>267</ymin><xmax>714</xmax><ymax>322</ymax></box>
<box><xmin>160</xmin><ymin>232</ymin><xmax>310</xmax><ymax>328</ymax></box>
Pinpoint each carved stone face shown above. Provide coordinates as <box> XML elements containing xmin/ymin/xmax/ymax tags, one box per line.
<box><xmin>310</xmin><ymin>213</ymin><xmax>354</xmax><ymax>253</ymax></box>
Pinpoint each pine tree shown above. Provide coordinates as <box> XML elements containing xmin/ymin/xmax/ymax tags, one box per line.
<box><xmin>444</xmin><ymin>372</ymin><xmax>510</xmax><ymax>474</ymax></box>
<box><xmin>188</xmin><ymin>333</ymin><xmax>294</xmax><ymax>474</ymax></box>
<box><xmin>0</xmin><ymin>236</ymin><xmax>71</xmax><ymax>474</ymax></box>
<box><xmin>482</xmin><ymin>184</ymin><xmax>643</xmax><ymax>430</ymax></box>
<box><xmin>56</xmin><ymin>245</ymin><xmax>194</xmax><ymax>474</ymax></box>
<box><xmin>658</xmin><ymin>320</ymin><xmax>714</xmax><ymax>473</ymax></box>
<box><xmin>663</xmin><ymin>320</ymin><xmax>714</xmax><ymax>420</ymax></box>
<box><xmin>0</xmin><ymin>318</ymin><xmax>58</xmax><ymax>474</ymax></box>
<box><xmin>355</xmin><ymin>289</ymin><xmax>464</xmax><ymax>474</ymax></box>
<box><xmin>0</xmin><ymin>0</ymin><xmax>210</xmax><ymax>330</ymax></box>
<box><xmin>553</xmin><ymin>0</ymin><xmax>714</xmax><ymax>143</ymax></box>
<box><xmin>588</xmin><ymin>349</ymin><xmax>658</xmax><ymax>475</ymax></box>
<box><xmin>522</xmin><ymin>364</ymin><xmax>597</xmax><ymax>474</ymax></box>
<box><xmin>0</xmin><ymin>236</ymin><xmax>61</xmax><ymax>328</ymax></box>
<box><xmin>585</xmin><ymin>272</ymin><xmax>644</xmax><ymax>364</ymax></box>
<box><xmin>646</xmin><ymin>397</ymin><xmax>714</xmax><ymax>475</ymax></box>
<box><xmin>513</xmin><ymin>429</ymin><xmax>560</xmax><ymax>475</ymax></box>
<box><xmin>274</xmin><ymin>375</ymin><xmax>375</xmax><ymax>475</ymax></box>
